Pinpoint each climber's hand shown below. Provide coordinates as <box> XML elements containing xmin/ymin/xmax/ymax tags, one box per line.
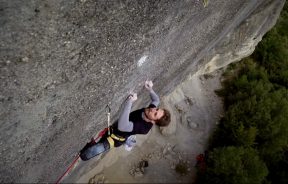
<box><xmin>128</xmin><ymin>93</ymin><xmax>137</xmax><ymax>102</ymax></box>
<box><xmin>145</xmin><ymin>80</ymin><xmax>153</xmax><ymax>91</ymax></box>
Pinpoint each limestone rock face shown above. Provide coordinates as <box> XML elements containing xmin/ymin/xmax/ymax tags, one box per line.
<box><xmin>0</xmin><ymin>0</ymin><xmax>285</xmax><ymax>182</ymax></box>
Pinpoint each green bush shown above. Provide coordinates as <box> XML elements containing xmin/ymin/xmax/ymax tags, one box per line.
<box><xmin>202</xmin><ymin>147</ymin><xmax>268</xmax><ymax>184</ymax></box>
<box><xmin>252</xmin><ymin>2</ymin><xmax>288</xmax><ymax>88</ymax></box>
<box><xmin>200</xmin><ymin>2</ymin><xmax>288</xmax><ymax>184</ymax></box>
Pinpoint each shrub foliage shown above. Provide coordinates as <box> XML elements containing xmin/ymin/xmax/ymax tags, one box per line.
<box><xmin>198</xmin><ymin>2</ymin><xmax>288</xmax><ymax>184</ymax></box>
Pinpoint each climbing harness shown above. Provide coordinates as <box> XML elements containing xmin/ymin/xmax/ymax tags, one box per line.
<box><xmin>105</xmin><ymin>126</ymin><xmax>126</xmax><ymax>148</ymax></box>
<box><xmin>55</xmin><ymin>105</ymin><xmax>112</xmax><ymax>184</ymax></box>
<box><xmin>55</xmin><ymin>128</ymin><xmax>108</xmax><ymax>184</ymax></box>
<box><xmin>55</xmin><ymin>104</ymin><xmax>129</xmax><ymax>183</ymax></box>
<box><xmin>104</xmin><ymin>104</ymin><xmax>126</xmax><ymax>148</ymax></box>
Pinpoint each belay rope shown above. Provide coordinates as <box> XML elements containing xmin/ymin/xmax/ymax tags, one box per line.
<box><xmin>55</xmin><ymin>105</ymin><xmax>112</xmax><ymax>184</ymax></box>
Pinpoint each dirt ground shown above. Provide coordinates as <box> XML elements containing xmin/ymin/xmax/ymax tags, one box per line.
<box><xmin>62</xmin><ymin>69</ymin><xmax>224</xmax><ymax>183</ymax></box>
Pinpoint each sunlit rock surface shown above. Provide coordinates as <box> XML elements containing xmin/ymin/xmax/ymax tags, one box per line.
<box><xmin>0</xmin><ymin>0</ymin><xmax>285</xmax><ymax>182</ymax></box>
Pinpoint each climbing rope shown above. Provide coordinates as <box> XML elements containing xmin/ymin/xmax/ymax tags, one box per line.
<box><xmin>55</xmin><ymin>105</ymin><xmax>111</xmax><ymax>184</ymax></box>
<box><xmin>55</xmin><ymin>155</ymin><xmax>80</xmax><ymax>184</ymax></box>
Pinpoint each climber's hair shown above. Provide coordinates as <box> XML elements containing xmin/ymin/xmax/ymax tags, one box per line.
<box><xmin>155</xmin><ymin>108</ymin><xmax>171</xmax><ymax>127</ymax></box>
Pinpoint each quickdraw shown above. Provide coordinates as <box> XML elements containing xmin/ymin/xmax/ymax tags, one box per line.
<box><xmin>105</xmin><ymin>105</ymin><xmax>111</xmax><ymax>136</ymax></box>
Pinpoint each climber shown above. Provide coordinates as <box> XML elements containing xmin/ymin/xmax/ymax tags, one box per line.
<box><xmin>79</xmin><ymin>80</ymin><xmax>171</xmax><ymax>161</ymax></box>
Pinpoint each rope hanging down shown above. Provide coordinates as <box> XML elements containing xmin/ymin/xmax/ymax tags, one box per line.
<box><xmin>55</xmin><ymin>105</ymin><xmax>111</xmax><ymax>184</ymax></box>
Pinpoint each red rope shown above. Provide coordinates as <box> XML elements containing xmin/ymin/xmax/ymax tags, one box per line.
<box><xmin>55</xmin><ymin>155</ymin><xmax>80</xmax><ymax>184</ymax></box>
<box><xmin>95</xmin><ymin>128</ymin><xmax>108</xmax><ymax>141</ymax></box>
<box><xmin>55</xmin><ymin>128</ymin><xmax>108</xmax><ymax>184</ymax></box>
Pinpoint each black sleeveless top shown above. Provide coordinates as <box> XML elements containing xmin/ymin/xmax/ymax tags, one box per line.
<box><xmin>112</xmin><ymin>104</ymin><xmax>155</xmax><ymax>140</ymax></box>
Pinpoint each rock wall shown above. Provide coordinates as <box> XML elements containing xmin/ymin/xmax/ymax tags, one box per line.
<box><xmin>0</xmin><ymin>0</ymin><xmax>285</xmax><ymax>182</ymax></box>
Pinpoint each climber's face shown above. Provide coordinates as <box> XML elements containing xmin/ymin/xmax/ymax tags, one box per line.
<box><xmin>144</xmin><ymin>107</ymin><xmax>164</xmax><ymax>122</ymax></box>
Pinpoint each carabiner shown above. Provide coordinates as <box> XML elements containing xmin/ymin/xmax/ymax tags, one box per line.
<box><xmin>105</xmin><ymin>104</ymin><xmax>111</xmax><ymax>113</ymax></box>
